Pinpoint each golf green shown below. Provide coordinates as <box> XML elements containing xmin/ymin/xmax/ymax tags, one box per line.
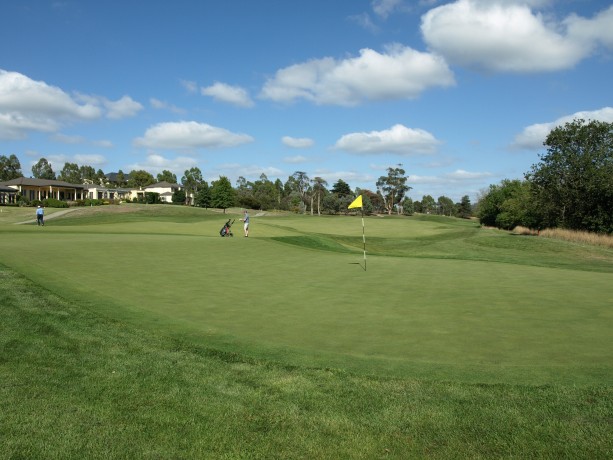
<box><xmin>1</xmin><ymin>206</ymin><xmax>612</xmax><ymax>385</ymax></box>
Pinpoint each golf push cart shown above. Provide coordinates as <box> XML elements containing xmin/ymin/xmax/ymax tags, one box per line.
<box><xmin>219</xmin><ymin>219</ymin><xmax>235</xmax><ymax>237</ymax></box>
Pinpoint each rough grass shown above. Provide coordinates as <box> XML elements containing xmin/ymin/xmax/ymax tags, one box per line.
<box><xmin>512</xmin><ymin>225</ymin><xmax>613</xmax><ymax>248</ymax></box>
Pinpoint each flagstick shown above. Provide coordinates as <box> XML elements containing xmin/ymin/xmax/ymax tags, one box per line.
<box><xmin>361</xmin><ymin>207</ymin><xmax>366</xmax><ymax>271</ymax></box>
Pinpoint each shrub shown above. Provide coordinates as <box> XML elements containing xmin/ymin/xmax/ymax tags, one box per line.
<box><xmin>42</xmin><ymin>198</ymin><xmax>69</xmax><ymax>208</ymax></box>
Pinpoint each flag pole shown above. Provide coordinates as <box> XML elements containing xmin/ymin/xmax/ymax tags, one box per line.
<box><xmin>348</xmin><ymin>195</ymin><xmax>366</xmax><ymax>271</ymax></box>
<box><xmin>361</xmin><ymin>206</ymin><xmax>366</xmax><ymax>271</ymax></box>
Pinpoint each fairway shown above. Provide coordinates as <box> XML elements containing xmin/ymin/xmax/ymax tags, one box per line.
<box><xmin>2</xmin><ymin>205</ymin><xmax>612</xmax><ymax>385</ymax></box>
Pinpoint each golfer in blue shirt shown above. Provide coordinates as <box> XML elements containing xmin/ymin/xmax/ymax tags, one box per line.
<box><xmin>36</xmin><ymin>205</ymin><xmax>44</xmax><ymax>226</ymax></box>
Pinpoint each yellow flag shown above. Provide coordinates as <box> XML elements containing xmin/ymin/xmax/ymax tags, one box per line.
<box><xmin>348</xmin><ymin>195</ymin><xmax>363</xmax><ymax>209</ymax></box>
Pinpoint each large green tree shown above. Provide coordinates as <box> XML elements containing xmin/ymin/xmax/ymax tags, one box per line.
<box><xmin>181</xmin><ymin>167</ymin><xmax>203</xmax><ymax>205</ymax></box>
<box><xmin>477</xmin><ymin>179</ymin><xmax>539</xmax><ymax>230</ymax></box>
<box><xmin>526</xmin><ymin>119</ymin><xmax>613</xmax><ymax>233</ymax></box>
<box><xmin>128</xmin><ymin>170</ymin><xmax>155</xmax><ymax>188</ymax></box>
<box><xmin>0</xmin><ymin>154</ymin><xmax>22</xmax><ymax>180</ymax></box>
<box><xmin>157</xmin><ymin>170</ymin><xmax>177</xmax><ymax>184</ymax></box>
<box><xmin>211</xmin><ymin>176</ymin><xmax>235</xmax><ymax>213</ymax></box>
<box><xmin>376</xmin><ymin>165</ymin><xmax>410</xmax><ymax>215</ymax></box>
<box><xmin>58</xmin><ymin>162</ymin><xmax>81</xmax><ymax>184</ymax></box>
<box><xmin>31</xmin><ymin>158</ymin><xmax>56</xmax><ymax>180</ymax></box>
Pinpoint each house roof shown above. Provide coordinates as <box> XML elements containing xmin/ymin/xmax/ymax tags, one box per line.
<box><xmin>145</xmin><ymin>181</ymin><xmax>180</xmax><ymax>190</ymax></box>
<box><xmin>1</xmin><ymin>177</ymin><xmax>84</xmax><ymax>189</ymax></box>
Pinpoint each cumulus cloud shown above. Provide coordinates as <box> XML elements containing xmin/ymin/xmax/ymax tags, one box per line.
<box><xmin>201</xmin><ymin>82</ymin><xmax>254</xmax><ymax>108</ymax></box>
<box><xmin>127</xmin><ymin>153</ymin><xmax>199</xmax><ymax>176</ymax></box>
<box><xmin>420</xmin><ymin>0</ymin><xmax>595</xmax><ymax>73</ymax></box>
<box><xmin>260</xmin><ymin>44</ymin><xmax>454</xmax><ymax>106</ymax></box>
<box><xmin>0</xmin><ymin>70</ymin><xmax>144</xmax><ymax>139</ymax></box>
<box><xmin>512</xmin><ymin>107</ymin><xmax>613</xmax><ymax>149</ymax></box>
<box><xmin>150</xmin><ymin>97</ymin><xmax>185</xmax><ymax>115</ymax></box>
<box><xmin>103</xmin><ymin>95</ymin><xmax>143</xmax><ymax>119</ymax></box>
<box><xmin>566</xmin><ymin>5</ymin><xmax>613</xmax><ymax>49</ymax></box>
<box><xmin>334</xmin><ymin>124</ymin><xmax>441</xmax><ymax>155</ymax></box>
<box><xmin>0</xmin><ymin>69</ymin><xmax>100</xmax><ymax>139</ymax></box>
<box><xmin>282</xmin><ymin>136</ymin><xmax>314</xmax><ymax>148</ymax></box>
<box><xmin>134</xmin><ymin>121</ymin><xmax>254</xmax><ymax>150</ymax></box>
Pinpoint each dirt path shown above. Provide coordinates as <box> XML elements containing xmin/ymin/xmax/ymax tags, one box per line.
<box><xmin>15</xmin><ymin>208</ymin><xmax>79</xmax><ymax>225</ymax></box>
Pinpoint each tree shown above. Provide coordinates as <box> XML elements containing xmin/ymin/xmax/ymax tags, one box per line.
<box><xmin>311</xmin><ymin>177</ymin><xmax>328</xmax><ymax>216</ymax></box>
<box><xmin>420</xmin><ymin>195</ymin><xmax>436</xmax><ymax>214</ymax></box>
<box><xmin>376</xmin><ymin>164</ymin><xmax>410</xmax><ymax>215</ymax></box>
<box><xmin>32</xmin><ymin>158</ymin><xmax>56</xmax><ymax>180</ymax></box>
<box><xmin>181</xmin><ymin>167</ymin><xmax>203</xmax><ymax>205</ymax></box>
<box><xmin>128</xmin><ymin>170</ymin><xmax>155</xmax><ymax>188</ymax></box>
<box><xmin>437</xmin><ymin>196</ymin><xmax>455</xmax><ymax>216</ymax></box>
<box><xmin>477</xmin><ymin>179</ymin><xmax>538</xmax><ymax>230</ymax></box>
<box><xmin>284</xmin><ymin>171</ymin><xmax>310</xmax><ymax>213</ymax></box>
<box><xmin>157</xmin><ymin>170</ymin><xmax>177</xmax><ymax>184</ymax></box>
<box><xmin>115</xmin><ymin>170</ymin><xmax>128</xmax><ymax>187</ymax></box>
<box><xmin>401</xmin><ymin>197</ymin><xmax>414</xmax><ymax>216</ymax></box>
<box><xmin>331</xmin><ymin>178</ymin><xmax>352</xmax><ymax>197</ymax></box>
<box><xmin>211</xmin><ymin>176</ymin><xmax>235</xmax><ymax>213</ymax></box>
<box><xmin>0</xmin><ymin>154</ymin><xmax>22</xmax><ymax>180</ymax></box>
<box><xmin>58</xmin><ymin>162</ymin><xmax>81</xmax><ymax>184</ymax></box>
<box><xmin>456</xmin><ymin>195</ymin><xmax>472</xmax><ymax>219</ymax></box>
<box><xmin>79</xmin><ymin>165</ymin><xmax>98</xmax><ymax>184</ymax></box>
<box><xmin>172</xmin><ymin>189</ymin><xmax>186</xmax><ymax>204</ymax></box>
<box><xmin>526</xmin><ymin>118</ymin><xmax>613</xmax><ymax>233</ymax></box>
<box><xmin>194</xmin><ymin>181</ymin><xmax>211</xmax><ymax>208</ymax></box>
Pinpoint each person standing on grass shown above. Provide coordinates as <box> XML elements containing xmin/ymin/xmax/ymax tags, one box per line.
<box><xmin>240</xmin><ymin>209</ymin><xmax>250</xmax><ymax>237</ymax></box>
<box><xmin>36</xmin><ymin>205</ymin><xmax>44</xmax><ymax>226</ymax></box>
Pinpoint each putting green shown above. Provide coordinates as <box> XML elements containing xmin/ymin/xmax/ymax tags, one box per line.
<box><xmin>1</xmin><ymin>206</ymin><xmax>612</xmax><ymax>385</ymax></box>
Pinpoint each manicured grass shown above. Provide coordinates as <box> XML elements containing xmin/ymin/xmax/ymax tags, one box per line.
<box><xmin>1</xmin><ymin>205</ymin><xmax>612</xmax><ymax>457</ymax></box>
<box><xmin>1</xmin><ymin>265</ymin><xmax>612</xmax><ymax>459</ymax></box>
<box><xmin>1</xmin><ymin>206</ymin><xmax>612</xmax><ymax>385</ymax></box>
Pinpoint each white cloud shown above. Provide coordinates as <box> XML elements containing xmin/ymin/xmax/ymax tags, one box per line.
<box><xmin>127</xmin><ymin>153</ymin><xmax>198</xmax><ymax>176</ymax></box>
<box><xmin>283</xmin><ymin>155</ymin><xmax>309</xmax><ymax>164</ymax></box>
<box><xmin>566</xmin><ymin>5</ymin><xmax>613</xmax><ymax>49</ymax></box>
<box><xmin>282</xmin><ymin>136</ymin><xmax>314</xmax><ymax>148</ymax></box>
<box><xmin>201</xmin><ymin>82</ymin><xmax>254</xmax><ymax>108</ymax></box>
<box><xmin>103</xmin><ymin>95</ymin><xmax>143</xmax><ymax>119</ymax></box>
<box><xmin>150</xmin><ymin>97</ymin><xmax>185</xmax><ymax>115</ymax></box>
<box><xmin>134</xmin><ymin>121</ymin><xmax>254</xmax><ymax>150</ymax></box>
<box><xmin>181</xmin><ymin>79</ymin><xmax>198</xmax><ymax>93</ymax></box>
<box><xmin>74</xmin><ymin>154</ymin><xmax>106</xmax><ymax>166</ymax></box>
<box><xmin>421</xmin><ymin>0</ymin><xmax>592</xmax><ymax>73</ymax></box>
<box><xmin>260</xmin><ymin>44</ymin><xmax>454</xmax><ymax>106</ymax></box>
<box><xmin>52</xmin><ymin>133</ymin><xmax>85</xmax><ymax>144</ymax></box>
<box><xmin>93</xmin><ymin>139</ymin><xmax>114</xmax><ymax>148</ymax></box>
<box><xmin>512</xmin><ymin>107</ymin><xmax>613</xmax><ymax>149</ymax></box>
<box><xmin>211</xmin><ymin>163</ymin><xmax>284</xmax><ymax>183</ymax></box>
<box><xmin>372</xmin><ymin>0</ymin><xmax>405</xmax><ymax>19</ymax></box>
<box><xmin>334</xmin><ymin>124</ymin><xmax>441</xmax><ymax>155</ymax></box>
<box><xmin>0</xmin><ymin>69</ymin><xmax>100</xmax><ymax>139</ymax></box>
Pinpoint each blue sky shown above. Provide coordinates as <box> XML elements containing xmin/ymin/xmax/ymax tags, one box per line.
<box><xmin>1</xmin><ymin>0</ymin><xmax>612</xmax><ymax>201</ymax></box>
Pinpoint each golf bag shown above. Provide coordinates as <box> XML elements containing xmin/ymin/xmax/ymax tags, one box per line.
<box><xmin>219</xmin><ymin>219</ymin><xmax>234</xmax><ymax>237</ymax></box>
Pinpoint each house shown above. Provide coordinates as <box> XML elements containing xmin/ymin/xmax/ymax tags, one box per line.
<box><xmin>143</xmin><ymin>181</ymin><xmax>182</xmax><ymax>203</ymax></box>
<box><xmin>0</xmin><ymin>177</ymin><xmax>85</xmax><ymax>202</ymax></box>
<box><xmin>0</xmin><ymin>184</ymin><xmax>17</xmax><ymax>204</ymax></box>
<box><xmin>83</xmin><ymin>184</ymin><xmax>133</xmax><ymax>201</ymax></box>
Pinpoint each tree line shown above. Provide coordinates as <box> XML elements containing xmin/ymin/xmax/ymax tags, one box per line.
<box><xmin>4</xmin><ymin>117</ymin><xmax>608</xmax><ymax>231</ymax></box>
<box><xmin>0</xmin><ymin>157</ymin><xmax>473</xmax><ymax>217</ymax></box>
<box><xmin>476</xmin><ymin>119</ymin><xmax>613</xmax><ymax>234</ymax></box>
